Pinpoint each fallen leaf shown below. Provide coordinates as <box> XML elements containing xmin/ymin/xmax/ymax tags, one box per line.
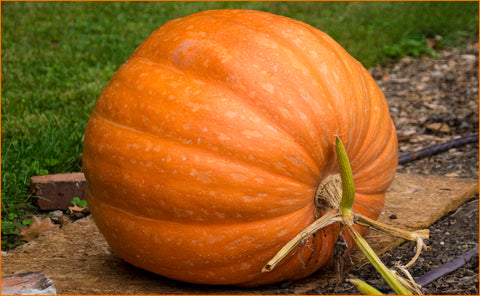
<box><xmin>68</xmin><ymin>204</ymin><xmax>86</xmax><ymax>213</ymax></box>
<box><xmin>425</xmin><ymin>122</ymin><xmax>451</xmax><ymax>133</ymax></box>
<box><xmin>444</xmin><ymin>172</ymin><xmax>460</xmax><ymax>177</ymax></box>
<box><xmin>68</xmin><ymin>205</ymin><xmax>90</xmax><ymax>219</ymax></box>
<box><xmin>58</xmin><ymin>215</ymin><xmax>72</xmax><ymax>227</ymax></box>
<box><xmin>17</xmin><ymin>216</ymin><xmax>59</xmax><ymax>241</ymax></box>
<box><xmin>423</xmin><ymin>102</ymin><xmax>447</xmax><ymax>111</ymax></box>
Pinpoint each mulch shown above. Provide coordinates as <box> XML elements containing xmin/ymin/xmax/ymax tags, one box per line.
<box><xmin>318</xmin><ymin>43</ymin><xmax>479</xmax><ymax>295</ymax></box>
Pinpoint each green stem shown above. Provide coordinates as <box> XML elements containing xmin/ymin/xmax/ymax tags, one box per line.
<box><xmin>346</xmin><ymin>224</ymin><xmax>413</xmax><ymax>295</ymax></box>
<box><xmin>335</xmin><ymin>136</ymin><xmax>413</xmax><ymax>295</ymax></box>
<box><xmin>347</xmin><ymin>278</ymin><xmax>384</xmax><ymax>295</ymax></box>
<box><xmin>335</xmin><ymin>136</ymin><xmax>355</xmax><ymax>217</ymax></box>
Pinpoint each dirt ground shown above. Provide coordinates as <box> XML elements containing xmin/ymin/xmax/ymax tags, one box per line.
<box><xmin>316</xmin><ymin>194</ymin><xmax>478</xmax><ymax>295</ymax></box>
<box><xmin>317</xmin><ymin>43</ymin><xmax>479</xmax><ymax>294</ymax></box>
<box><xmin>3</xmin><ymin>44</ymin><xmax>478</xmax><ymax>295</ymax></box>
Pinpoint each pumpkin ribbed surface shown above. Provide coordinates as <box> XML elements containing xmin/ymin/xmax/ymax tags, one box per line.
<box><xmin>83</xmin><ymin>9</ymin><xmax>397</xmax><ymax>286</ymax></box>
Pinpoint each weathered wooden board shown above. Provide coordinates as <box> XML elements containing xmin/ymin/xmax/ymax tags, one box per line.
<box><xmin>1</xmin><ymin>174</ymin><xmax>478</xmax><ymax>295</ymax></box>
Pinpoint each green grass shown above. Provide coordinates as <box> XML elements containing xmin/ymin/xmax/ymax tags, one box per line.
<box><xmin>1</xmin><ymin>1</ymin><xmax>478</xmax><ymax>250</ymax></box>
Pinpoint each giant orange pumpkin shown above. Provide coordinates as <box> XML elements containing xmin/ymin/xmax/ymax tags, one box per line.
<box><xmin>83</xmin><ymin>9</ymin><xmax>398</xmax><ymax>286</ymax></box>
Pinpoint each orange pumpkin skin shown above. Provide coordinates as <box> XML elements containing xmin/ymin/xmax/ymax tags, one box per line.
<box><xmin>83</xmin><ymin>9</ymin><xmax>397</xmax><ymax>286</ymax></box>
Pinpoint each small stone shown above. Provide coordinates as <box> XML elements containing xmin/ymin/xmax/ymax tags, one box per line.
<box><xmin>1</xmin><ymin>271</ymin><xmax>57</xmax><ymax>295</ymax></box>
<box><xmin>443</xmin><ymin>72</ymin><xmax>455</xmax><ymax>81</ymax></box>
<box><xmin>459</xmin><ymin>121</ymin><xmax>470</xmax><ymax>129</ymax></box>
<box><xmin>460</xmin><ymin>54</ymin><xmax>477</xmax><ymax>62</ymax></box>
<box><xmin>49</xmin><ymin>210</ymin><xmax>64</xmax><ymax>217</ymax></box>
<box><xmin>420</xmin><ymin>76</ymin><xmax>430</xmax><ymax>82</ymax></box>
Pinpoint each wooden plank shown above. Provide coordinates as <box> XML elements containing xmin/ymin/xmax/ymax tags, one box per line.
<box><xmin>2</xmin><ymin>174</ymin><xmax>478</xmax><ymax>295</ymax></box>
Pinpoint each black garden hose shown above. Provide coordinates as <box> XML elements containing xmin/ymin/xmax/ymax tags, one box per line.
<box><xmin>386</xmin><ymin>133</ymin><xmax>479</xmax><ymax>293</ymax></box>
<box><xmin>386</xmin><ymin>247</ymin><xmax>479</xmax><ymax>294</ymax></box>
<box><xmin>415</xmin><ymin>247</ymin><xmax>479</xmax><ymax>287</ymax></box>
<box><xmin>398</xmin><ymin>133</ymin><xmax>479</xmax><ymax>165</ymax></box>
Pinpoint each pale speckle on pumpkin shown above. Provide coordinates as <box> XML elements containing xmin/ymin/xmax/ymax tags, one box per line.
<box><xmin>215</xmin><ymin>211</ymin><xmax>226</xmax><ymax>219</ymax></box>
<box><xmin>241</xmin><ymin>195</ymin><xmax>257</xmax><ymax>202</ymax></box>
<box><xmin>217</xmin><ymin>133</ymin><xmax>230</xmax><ymax>141</ymax></box>
<box><xmin>230</xmin><ymin>173</ymin><xmax>248</xmax><ymax>182</ymax></box>
<box><xmin>189</xmin><ymin>103</ymin><xmax>202</xmax><ymax>112</ymax></box>
<box><xmin>254</xmin><ymin>177</ymin><xmax>264</xmax><ymax>184</ymax></box>
<box><xmin>224</xmin><ymin>110</ymin><xmax>237</xmax><ymax>118</ymax></box>
<box><xmin>276</xmin><ymin>228</ymin><xmax>288</xmax><ymax>237</ymax></box>
<box><xmin>262</xmin><ymin>83</ymin><xmax>275</xmax><ymax>94</ymax></box>
<box><xmin>185</xmin><ymin>260</ymin><xmax>195</xmax><ymax>267</ymax></box>
<box><xmin>241</xmin><ymin>130</ymin><xmax>263</xmax><ymax>139</ymax></box>
<box><xmin>144</xmin><ymin>141</ymin><xmax>153</xmax><ymax>152</ymax></box>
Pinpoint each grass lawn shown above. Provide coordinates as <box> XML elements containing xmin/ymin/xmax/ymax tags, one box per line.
<box><xmin>1</xmin><ymin>1</ymin><xmax>478</xmax><ymax>250</ymax></box>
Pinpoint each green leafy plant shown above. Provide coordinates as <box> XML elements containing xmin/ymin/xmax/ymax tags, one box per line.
<box><xmin>383</xmin><ymin>37</ymin><xmax>440</xmax><ymax>59</ymax></box>
<box><xmin>1</xmin><ymin>215</ymin><xmax>34</xmax><ymax>250</ymax></box>
<box><xmin>70</xmin><ymin>197</ymin><xmax>87</xmax><ymax>208</ymax></box>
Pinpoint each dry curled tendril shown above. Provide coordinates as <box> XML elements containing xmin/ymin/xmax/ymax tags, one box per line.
<box><xmin>262</xmin><ymin>136</ymin><xmax>430</xmax><ymax>295</ymax></box>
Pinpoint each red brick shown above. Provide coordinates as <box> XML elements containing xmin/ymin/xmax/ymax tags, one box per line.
<box><xmin>30</xmin><ymin>173</ymin><xmax>87</xmax><ymax>210</ymax></box>
<box><xmin>1</xmin><ymin>271</ymin><xmax>57</xmax><ymax>295</ymax></box>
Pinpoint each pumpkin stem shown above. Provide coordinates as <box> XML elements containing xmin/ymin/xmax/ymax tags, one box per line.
<box><xmin>347</xmin><ymin>278</ymin><xmax>384</xmax><ymax>295</ymax></box>
<box><xmin>353</xmin><ymin>212</ymin><xmax>430</xmax><ymax>269</ymax></box>
<box><xmin>394</xmin><ymin>265</ymin><xmax>423</xmax><ymax>294</ymax></box>
<box><xmin>263</xmin><ymin>137</ymin><xmax>427</xmax><ymax>295</ymax></box>
<box><xmin>353</xmin><ymin>213</ymin><xmax>429</xmax><ymax>241</ymax></box>
<box><xmin>334</xmin><ymin>137</ymin><xmax>414</xmax><ymax>295</ymax></box>
<box><xmin>262</xmin><ymin>209</ymin><xmax>340</xmax><ymax>272</ymax></box>
<box><xmin>343</xmin><ymin>222</ymin><xmax>413</xmax><ymax>295</ymax></box>
<box><xmin>335</xmin><ymin>136</ymin><xmax>355</xmax><ymax>218</ymax></box>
